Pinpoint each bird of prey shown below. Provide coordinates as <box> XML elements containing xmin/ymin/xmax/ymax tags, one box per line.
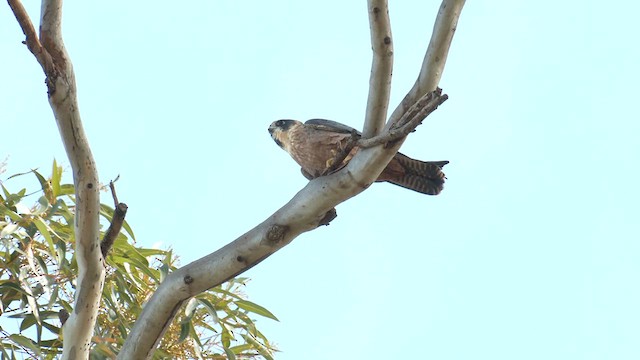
<box><xmin>268</xmin><ymin>119</ymin><xmax>448</xmax><ymax>195</ymax></box>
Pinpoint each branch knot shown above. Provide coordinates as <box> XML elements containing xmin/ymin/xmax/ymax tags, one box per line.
<box><xmin>265</xmin><ymin>224</ymin><xmax>288</xmax><ymax>245</ymax></box>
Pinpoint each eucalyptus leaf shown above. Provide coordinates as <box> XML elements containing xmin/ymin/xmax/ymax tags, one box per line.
<box><xmin>235</xmin><ymin>300</ymin><xmax>280</xmax><ymax>321</ymax></box>
<box><xmin>33</xmin><ymin>217</ymin><xmax>56</xmax><ymax>257</ymax></box>
<box><xmin>8</xmin><ymin>334</ymin><xmax>41</xmax><ymax>356</ymax></box>
<box><xmin>184</xmin><ymin>297</ymin><xmax>197</xmax><ymax>317</ymax></box>
<box><xmin>178</xmin><ymin>320</ymin><xmax>190</xmax><ymax>343</ymax></box>
<box><xmin>0</xmin><ymin>161</ymin><xmax>277</xmax><ymax>358</ymax></box>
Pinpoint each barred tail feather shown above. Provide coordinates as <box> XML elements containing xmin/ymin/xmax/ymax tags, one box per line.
<box><xmin>387</xmin><ymin>154</ymin><xmax>448</xmax><ymax>195</ymax></box>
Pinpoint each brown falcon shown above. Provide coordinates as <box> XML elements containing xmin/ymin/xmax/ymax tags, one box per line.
<box><xmin>268</xmin><ymin>119</ymin><xmax>448</xmax><ymax>195</ymax></box>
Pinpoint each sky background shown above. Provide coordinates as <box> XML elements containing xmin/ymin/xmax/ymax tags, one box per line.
<box><xmin>1</xmin><ymin>0</ymin><xmax>640</xmax><ymax>359</ymax></box>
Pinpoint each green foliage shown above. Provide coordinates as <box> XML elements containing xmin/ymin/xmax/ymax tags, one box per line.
<box><xmin>0</xmin><ymin>161</ymin><xmax>277</xmax><ymax>359</ymax></box>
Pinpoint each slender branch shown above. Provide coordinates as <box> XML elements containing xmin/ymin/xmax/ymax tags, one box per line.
<box><xmin>362</xmin><ymin>0</ymin><xmax>393</xmax><ymax>138</ymax></box>
<box><xmin>321</xmin><ymin>130</ymin><xmax>359</xmax><ymax>175</ymax></box>
<box><xmin>359</xmin><ymin>88</ymin><xmax>448</xmax><ymax>149</ymax></box>
<box><xmin>331</xmin><ymin>0</ymin><xmax>465</xmax><ymax>199</ymax></box>
<box><xmin>7</xmin><ymin>0</ymin><xmax>38</xmax><ymax>46</ymax></box>
<box><xmin>393</xmin><ymin>88</ymin><xmax>444</xmax><ymax>129</ymax></box>
<box><xmin>101</xmin><ymin>180</ymin><xmax>128</xmax><ymax>258</ymax></box>
<box><xmin>9</xmin><ymin>1</ymin><xmax>105</xmax><ymax>358</ymax></box>
<box><xmin>118</xmin><ymin>171</ymin><xmax>366</xmax><ymax>359</ymax></box>
<box><xmin>322</xmin><ymin>88</ymin><xmax>447</xmax><ymax>175</ymax></box>
<box><xmin>331</xmin><ymin>0</ymin><xmax>463</xmax><ymax>180</ymax></box>
<box><xmin>122</xmin><ymin>1</ymin><xmax>465</xmax><ymax>358</ymax></box>
<box><xmin>321</xmin><ymin>0</ymin><xmax>392</xmax><ymax>176</ymax></box>
<box><xmin>7</xmin><ymin>1</ymin><xmax>463</xmax><ymax>358</ymax></box>
<box><xmin>39</xmin><ymin>0</ymin><xmax>64</xmax><ymax>43</ymax></box>
<box><xmin>388</xmin><ymin>0</ymin><xmax>465</xmax><ymax>125</ymax></box>
<box><xmin>341</xmin><ymin>0</ymin><xmax>464</xmax><ymax>192</ymax></box>
<box><xmin>7</xmin><ymin>0</ymin><xmax>56</xmax><ymax>78</ymax></box>
<box><xmin>109</xmin><ymin>176</ymin><xmax>120</xmax><ymax>205</ymax></box>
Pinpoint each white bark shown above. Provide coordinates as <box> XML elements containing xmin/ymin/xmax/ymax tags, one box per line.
<box><xmin>43</xmin><ymin>0</ymin><xmax>105</xmax><ymax>355</ymax></box>
<box><xmin>362</xmin><ymin>0</ymin><xmax>393</xmax><ymax>138</ymax></box>
<box><xmin>10</xmin><ymin>0</ymin><xmax>464</xmax><ymax>357</ymax></box>
<box><xmin>118</xmin><ymin>1</ymin><xmax>465</xmax><ymax>358</ymax></box>
<box><xmin>8</xmin><ymin>0</ymin><xmax>105</xmax><ymax>358</ymax></box>
<box><xmin>388</xmin><ymin>0</ymin><xmax>466</xmax><ymax>124</ymax></box>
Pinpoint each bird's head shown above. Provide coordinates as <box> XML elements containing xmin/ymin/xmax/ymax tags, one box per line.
<box><xmin>268</xmin><ymin>119</ymin><xmax>301</xmax><ymax>151</ymax></box>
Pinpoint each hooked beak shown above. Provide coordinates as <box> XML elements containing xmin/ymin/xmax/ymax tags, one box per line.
<box><xmin>268</xmin><ymin>122</ymin><xmax>284</xmax><ymax>148</ymax></box>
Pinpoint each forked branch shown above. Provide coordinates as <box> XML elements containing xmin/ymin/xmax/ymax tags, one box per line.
<box><xmin>359</xmin><ymin>88</ymin><xmax>448</xmax><ymax>148</ymax></box>
<box><xmin>119</xmin><ymin>2</ymin><xmax>465</xmax><ymax>358</ymax></box>
<box><xmin>8</xmin><ymin>1</ymin><xmax>105</xmax><ymax>359</ymax></box>
<box><xmin>7</xmin><ymin>0</ymin><xmax>55</xmax><ymax>75</ymax></box>
<box><xmin>388</xmin><ymin>0</ymin><xmax>465</xmax><ymax>124</ymax></box>
<box><xmin>323</xmin><ymin>88</ymin><xmax>448</xmax><ymax>176</ymax></box>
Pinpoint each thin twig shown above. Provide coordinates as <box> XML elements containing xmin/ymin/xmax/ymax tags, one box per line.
<box><xmin>387</xmin><ymin>0</ymin><xmax>465</xmax><ymax>125</ymax></box>
<box><xmin>8</xmin><ymin>0</ymin><xmax>40</xmax><ymax>53</ymax></box>
<box><xmin>100</xmin><ymin>180</ymin><xmax>128</xmax><ymax>258</ymax></box>
<box><xmin>7</xmin><ymin>0</ymin><xmax>56</xmax><ymax>79</ymax></box>
<box><xmin>394</xmin><ymin>88</ymin><xmax>442</xmax><ymax>129</ymax></box>
<box><xmin>109</xmin><ymin>175</ymin><xmax>121</xmax><ymax>207</ymax></box>
<box><xmin>320</xmin><ymin>89</ymin><xmax>447</xmax><ymax>175</ymax></box>
<box><xmin>321</xmin><ymin>131</ymin><xmax>360</xmax><ymax>176</ymax></box>
<box><xmin>359</xmin><ymin>88</ymin><xmax>448</xmax><ymax>149</ymax></box>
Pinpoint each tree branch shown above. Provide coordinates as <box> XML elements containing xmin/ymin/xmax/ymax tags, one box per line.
<box><xmin>118</xmin><ymin>1</ymin><xmax>465</xmax><ymax>358</ymax></box>
<box><xmin>388</xmin><ymin>0</ymin><xmax>465</xmax><ymax>125</ymax></box>
<box><xmin>9</xmin><ymin>1</ymin><xmax>105</xmax><ymax>358</ymax></box>
<box><xmin>7</xmin><ymin>0</ymin><xmax>56</xmax><ymax>84</ymax></box>
<box><xmin>321</xmin><ymin>130</ymin><xmax>359</xmax><ymax>176</ymax></box>
<box><xmin>342</xmin><ymin>0</ymin><xmax>464</xmax><ymax>194</ymax></box>
<box><xmin>109</xmin><ymin>176</ymin><xmax>121</xmax><ymax>206</ymax></box>
<box><xmin>320</xmin><ymin>0</ymin><xmax>392</xmax><ymax>176</ymax></box>
<box><xmin>322</xmin><ymin>88</ymin><xmax>447</xmax><ymax>176</ymax></box>
<box><xmin>100</xmin><ymin>180</ymin><xmax>128</xmax><ymax>258</ymax></box>
<box><xmin>100</xmin><ymin>202</ymin><xmax>127</xmax><ymax>257</ymax></box>
<box><xmin>362</xmin><ymin>0</ymin><xmax>393</xmax><ymax>138</ymax></box>
<box><xmin>359</xmin><ymin>88</ymin><xmax>448</xmax><ymax>149</ymax></box>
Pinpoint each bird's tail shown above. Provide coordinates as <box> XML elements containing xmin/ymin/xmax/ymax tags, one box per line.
<box><xmin>385</xmin><ymin>153</ymin><xmax>449</xmax><ymax>195</ymax></box>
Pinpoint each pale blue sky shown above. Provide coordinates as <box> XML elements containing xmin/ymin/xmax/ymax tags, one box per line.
<box><xmin>2</xmin><ymin>1</ymin><xmax>639</xmax><ymax>359</ymax></box>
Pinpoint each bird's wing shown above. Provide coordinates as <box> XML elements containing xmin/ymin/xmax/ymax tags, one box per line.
<box><xmin>304</xmin><ymin>119</ymin><xmax>362</xmax><ymax>136</ymax></box>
